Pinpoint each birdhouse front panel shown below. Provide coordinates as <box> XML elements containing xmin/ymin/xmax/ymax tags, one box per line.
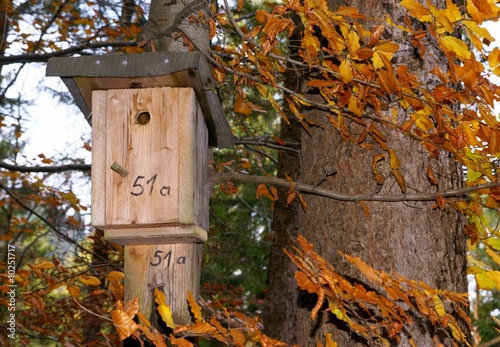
<box><xmin>91</xmin><ymin>87</ymin><xmax>208</xmax><ymax>240</ymax></box>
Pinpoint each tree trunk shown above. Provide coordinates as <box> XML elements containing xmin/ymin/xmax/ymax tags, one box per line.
<box><xmin>267</xmin><ymin>0</ymin><xmax>469</xmax><ymax>346</ymax></box>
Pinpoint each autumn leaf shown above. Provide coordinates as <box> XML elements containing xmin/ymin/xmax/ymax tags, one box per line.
<box><xmin>339</xmin><ymin>59</ymin><xmax>353</xmax><ymax>83</ymax></box>
<box><xmin>187</xmin><ymin>290</ymin><xmax>203</xmax><ymax>323</ymax></box>
<box><xmin>426</xmin><ymin>166</ymin><xmax>439</xmax><ymax>186</ymax></box>
<box><xmin>111</xmin><ymin>308</ymin><xmax>139</xmax><ymax>340</ymax></box>
<box><xmin>400</xmin><ymin>0</ymin><xmax>431</xmax><ymax>20</ymax></box>
<box><xmin>343</xmin><ymin>253</ymin><xmax>382</xmax><ymax>284</ymax></box>
<box><xmin>170</xmin><ymin>334</ymin><xmax>194</xmax><ymax>347</ymax></box>
<box><xmin>175</xmin><ymin>322</ymin><xmax>217</xmax><ymax>335</ymax></box>
<box><xmin>439</xmin><ymin>36</ymin><xmax>471</xmax><ymax>60</ymax></box>
<box><xmin>107</xmin><ymin>271</ymin><xmax>124</xmax><ymax>301</ymax></box>
<box><xmin>78</xmin><ymin>275</ymin><xmax>101</xmax><ymax>286</ymax></box>
<box><xmin>30</xmin><ymin>261</ymin><xmax>56</xmax><ymax>269</ymax></box>
<box><xmin>66</xmin><ymin>284</ymin><xmax>81</xmax><ymax>298</ymax></box>
<box><xmin>155</xmin><ymin>288</ymin><xmax>175</xmax><ymax>329</ymax></box>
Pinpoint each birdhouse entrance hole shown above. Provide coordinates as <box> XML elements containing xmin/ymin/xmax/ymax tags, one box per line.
<box><xmin>134</xmin><ymin>110</ymin><xmax>151</xmax><ymax>125</ymax></box>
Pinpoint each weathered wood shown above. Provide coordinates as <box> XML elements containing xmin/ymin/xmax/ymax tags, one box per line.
<box><xmin>124</xmin><ymin>243</ymin><xmax>202</xmax><ymax>325</ymax></box>
<box><xmin>46</xmin><ymin>52</ymin><xmax>234</xmax><ymax>148</ymax></box>
<box><xmin>91</xmin><ymin>87</ymin><xmax>209</xmax><ymax>244</ymax></box>
<box><xmin>91</xmin><ymin>91</ymin><xmax>107</xmax><ymax>227</ymax></box>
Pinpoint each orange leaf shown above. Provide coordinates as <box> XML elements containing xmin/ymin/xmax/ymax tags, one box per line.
<box><xmin>169</xmin><ymin>334</ymin><xmax>194</xmax><ymax>347</ymax></box>
<box><xmin>286</xmin><ymin>190</ymin><xmax>297</xmax><ymax>206</ymax></box>
<box><xmin>392</xmin><ymin>169</ymin><xmax>407</xmax><ymax>193</ymax></box>
<box><xmin>111</xmin><ymin>309</ymin><xmax>139</xmax><ymax>340</ymax></box>
<box><xmin>106</xmin><ymin>271</ymin><xmax>124</xmax><ymax>301</ymax></box>
<box><xmin>359</xmin><ymin>201</ymin><xmax>370</xmax><ymax>219</ymax></box>
<box><xmin>426</xmin><ymin>166</ymin><xmax>439</xmax><ymax>186</ymax></box>
<box><xmin>125</xmin><ymin>297</ymin><xmax>139</xmax><ymax>319</ymax></box>
<box><xmin>66</xmin><ymin>284</ymin><xmax>81</xmax><ymax>298</ymax></box>
<box><xmin>31</xmin><ymin>261</ymin><xmax>55</xmax><ymax>269</ymax></box>
<box><xmin>175</xmin><ymin>322</ymin><xmax>216</xmax><ymax>335</ymax></box>
<box><xmin>343</xmin><ymin>253</ymin><xmax>382</xmax><ymax>284</ymax></box>
<box><xmin>234</xmin><ymin>95</ymin><xmax>253</xmax><ymax>115</ymax></box>
<box><xmin>187</xmin><ymin>290</ymin><xmax>203</xmax><ymax>323</ymax></box>
<box><xmin>298</xmin><ymin>193</ymin><xmax>308</xmax><ymax>211</ymax></box>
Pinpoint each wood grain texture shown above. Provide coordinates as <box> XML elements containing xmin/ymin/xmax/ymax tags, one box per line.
<box><xmin>90</xmin><ymin>90</ymin><xmax>107</xmax><ymax>227</ymax></box>
<box><xmin>124</xmin><ymin>243</ymin><xmax>202</xmax><ymax>325</ymax></box>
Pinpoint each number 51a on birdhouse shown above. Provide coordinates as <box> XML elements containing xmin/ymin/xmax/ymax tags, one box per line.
<box><xmin>91</xmin><ymin>87</ymin><xmax>209</xmax><ymax>245</ymax></box>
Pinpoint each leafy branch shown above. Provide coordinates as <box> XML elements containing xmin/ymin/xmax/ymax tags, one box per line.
<box><xmin>212</xmin><ymin>171</ymin><xmax>500</xmax><ymax>202</ymax></box>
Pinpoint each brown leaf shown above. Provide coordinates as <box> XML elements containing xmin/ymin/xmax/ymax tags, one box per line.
<box><xmin>426</xmin><ymin>166</ymin><xmax>439</xmax><ymax>186</ymax></box>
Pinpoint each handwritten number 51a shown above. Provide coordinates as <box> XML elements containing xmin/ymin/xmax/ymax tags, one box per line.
<box><xmin>131</xmin><ymin>174</ymin><xmax>170</xmax><ymax>196</ymax></box>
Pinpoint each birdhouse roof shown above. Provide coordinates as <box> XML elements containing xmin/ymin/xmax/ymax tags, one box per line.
<box><xmin>46</xmin><ymin>52</ymin><xmax>234</xmax><ymax>148</ymax></box>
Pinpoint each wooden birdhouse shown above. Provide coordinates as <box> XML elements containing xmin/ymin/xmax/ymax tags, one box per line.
<box><xmin>46</xmin><ymin>52</ymin><xmax>234</xmax><ymax>245</ymax></box>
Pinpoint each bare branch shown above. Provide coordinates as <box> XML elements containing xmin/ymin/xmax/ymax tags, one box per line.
<box><xmin>0</xmin><ymin>182</ymin><xmax>99</xmax><ymax>259</ymax></box>
<box><xmin>0</xmin><ymin>161</ymin><xmax>91</xmax><ymax>173</ymax></box>
<box><xmin>478</xmin><ymin>335</ymin><xmax>500</xmax><ymax>347</ymax></box>
<box><xmin>212</xmin><ymin>172</ymin><xmax>500</xmax><ymax>202</ymax></box>
<box><xmin>0</xmin><ymin>41</ymin><xmax>137</xmax><ymax>65</ymax></box>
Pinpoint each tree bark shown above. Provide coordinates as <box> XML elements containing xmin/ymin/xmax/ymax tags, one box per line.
<box><xmin>267</xmin><ymin>0</ymin><xmax>470</xmax><ymax>346</ymax></box>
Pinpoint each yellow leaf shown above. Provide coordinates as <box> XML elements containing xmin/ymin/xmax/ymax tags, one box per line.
<box><xmin>78</xmin><ymin>275</ymin><xmax>101</xmax><ymax>287</ymax></box>
<box><xmin>471</xmin><ymin>0</ymin><xmax>494</xmax><ymax>15</ymax></box>
<box><xmin>400</xmin><ymin>0</ymin><xmax>431</xmax><ymax>20</ymax></box>
<box><xmin>433</xmin><ymin>295</ymin><xmax>446</xmax><ymax>317</ymax></box>
<box><xmin>388</xmin><ymin>149</ymin><xmax>400</xmax><ymax>170</ymax></box>
<box><xmin>443</xmin><ymin>0</ymin><xmax>463</xmax><ymax>22</ymax></box>
<box><xmin>439</xmin><ymin>36</ymin><xmax>471</xmax><ymax>60</ymax></box>
<box><xmin>464</xmin><ymin>20</ymin><xmax>495</xmax><ymax>43</ymax></box>
<box><xmin>348</xmin><ymin>95</ymin><xmax>363</xmax><ymax>116</ymax></box>
<box><xmin>31</xmin><ymin>261</ymin><xmax>56</xmax><ymax>269</ymax></box>
<box><xmin>374</xmin><ymin>41</ymin><xmax>399</xmax><ymax>53</ymax></box>
<box><xmin>467</xmin><ymin>0</ymin><xmax>486</xmax><ymax>23</ymax></box>
<box><xmin>475</xmin><ymin>271</ymin><xmax>497</xmax><ymax>290</ymax></box>
<box><xmin>155</xmin><ymin>288</ymin><xmax>175</xmax><ymax>329</ymax></box>
<box><xmin>347</xmin><ymin>30</ymin><xmax>360</xmax><ymax>57</ymax></box>
<box><xmin>486</xmin><ymin>246</ymin><xmax>500</xmax><ymax>267</ymax></box>
<box><xmin>339</xmin><ymin>59</ymin><xmax>353</xmax><ymax>83</ymax></box>
<box><xmin>488</xmin><ymin>47</ymin><xmax>500</xmax><ymax>70</ymax></box>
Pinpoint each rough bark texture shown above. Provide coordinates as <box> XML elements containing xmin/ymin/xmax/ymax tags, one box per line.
<box><xmin>141</xmin><ymin>0</ymin><xmax>210</xmax><ymax>53</ymax></box>
<box><xmin>267</xmin><ymin>0</ymin><xmax>469</xmax><ymax>346</ymax></box>
<box><xmin>264</xmin><ymin>117</ymin><xmax>302</xmax><ymax>344</ymax></box>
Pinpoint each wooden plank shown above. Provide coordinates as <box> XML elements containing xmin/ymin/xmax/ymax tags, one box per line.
<box><xmin>105</xmin><ymin>87</ymin><xmax>180</xmax><ymax>226</ymax></box>
<box><xmin>104</xmin><ymin>225</ymin><xmax>207</xmax><ymax>245</ymax></box>
<box><xmin>124</xmin><ymin>243</ymin><xmax>202</xmax><ymax>325</ymax></box>
<box><xmin>91</xmin><ymin>90</ymin><xmax>107</xmax><ymax>227</ymax></box>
